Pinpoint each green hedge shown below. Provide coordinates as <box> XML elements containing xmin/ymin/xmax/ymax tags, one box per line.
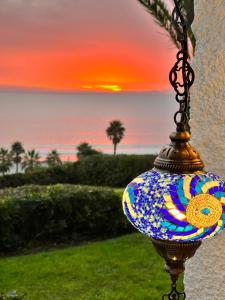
<box><xmin>76</xmin><ymin>154</ymin><xmax>156</xmax><ymax>187</ymax></box>
<box><xmin>0</xmin><ymin>184</ymin><xmax>132</xmax><ymax>253</ymax></box>
<box><xmin>0</xmin><ymin>154</ymin><xmax>157</xmax><ymax>189</ymax></box>
<box><xmin>0</xmin><ymin>164</ymin><xmax>78</xmax><ymax>189</ymax></box>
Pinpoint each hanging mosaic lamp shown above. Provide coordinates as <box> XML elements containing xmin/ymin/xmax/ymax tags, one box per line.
<box><xmin>123</xmin><ymin>0</ymin><xmax>225</xmax><ymax>298</ymax></box>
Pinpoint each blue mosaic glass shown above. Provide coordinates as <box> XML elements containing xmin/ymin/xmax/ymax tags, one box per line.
<box><xmin>122</xmin><ymin>170</ymin><xmax>225</xmax><ymax>242</ymax></box>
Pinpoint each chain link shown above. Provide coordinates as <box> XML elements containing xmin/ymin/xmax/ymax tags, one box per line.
<box><xmin>169</xmin><ymin>0</ymin><xmax>195</xmax><ymax>132</ymax></box>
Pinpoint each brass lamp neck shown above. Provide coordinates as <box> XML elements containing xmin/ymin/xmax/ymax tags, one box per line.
<box><xmin>154</xmin><ymin>131</ymin><xmax>204</xmax><ymax>174</ymax></box>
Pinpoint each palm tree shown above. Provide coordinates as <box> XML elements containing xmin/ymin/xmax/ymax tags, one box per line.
<box><xmin>21</xmin><ymin>149</ymin><xmax>40</xmax><ymax>173</ymax></box>
<box><xmin>106</xmin><ymin>120</ymin><xmax>125</xmax><ymax>155</ymax></box>
<box><xmin>0</xmin><ymin>148</ymin><xmax>13</xmax><ymax>176</ymax></box>
<box><xmin>47</xmin><ymin>149</ymin><xmax>62</xmax><ymax>167</ymax></box>
<box><xmin>10</xmin><ymin>141</ymin><xmax>25</xmax><ymax>173</ymax></box>
<box><xmin>137</xmin><ymin>0</ymin><xmax>196</xmax><ymax>55</ymax></box>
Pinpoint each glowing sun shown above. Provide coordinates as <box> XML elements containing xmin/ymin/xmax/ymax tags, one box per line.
<box><xmin>81</xmin><ymin>84</ymin><xmax>122</xmax><ymax>92</ymax></box>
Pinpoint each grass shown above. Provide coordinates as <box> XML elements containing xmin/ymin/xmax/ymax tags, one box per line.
<box><xmin>0</xmin><ymin>234</ymin><xmax>183</xmax><ymax>300</ymax></box>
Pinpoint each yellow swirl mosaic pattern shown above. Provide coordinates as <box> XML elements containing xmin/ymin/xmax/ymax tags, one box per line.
<box><xmin>186</xmin><ymin>194</ymin><xmax>222</xmax><ymax>228</ymax></box>
<box><xmin>123</xmin><ymin>171</ymin><xmax>225</xmax><ymax>242</ymax></box>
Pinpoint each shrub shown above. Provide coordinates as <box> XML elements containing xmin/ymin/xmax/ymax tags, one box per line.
<box><xmin>0</xmin><ymin>154</ymin><xmax>157</xmax><ymax>189</ymax></box>
<box><xmin>0</xmin><ymin>184</ymin><xmax>132</xmax><ymax>253</ymax></box>
<box><xmin>0</xmin><ymin>163</ymin><xmax>78</xmax><ymax>189</ymax></box>
<box><xmin>76</xmin><ymin>154</ymin><xmax>156</xmax><ymax>187</ymax></box>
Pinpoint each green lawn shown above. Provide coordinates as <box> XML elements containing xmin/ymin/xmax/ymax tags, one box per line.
<box><xmin>0</xmin><ymin>234</ymin><xmax>183</xmax><ymax>300</ymax></box>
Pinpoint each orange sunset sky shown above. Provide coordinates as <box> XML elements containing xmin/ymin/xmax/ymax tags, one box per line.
<box><xmin>0</xmin><ymin>0</ymin><xmax>176</xmax><ymax>92</ymax></box>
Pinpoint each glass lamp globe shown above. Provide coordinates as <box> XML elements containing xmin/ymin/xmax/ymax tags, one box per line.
<box><xmin>123</xmin><ymin>131</ymin><xmax>225</xmax><ymax>243</ymax></box>
<box><xmin>123</xmin><ymin>170</ymin><xmax>225</xmax><ymax>242</ymax></box>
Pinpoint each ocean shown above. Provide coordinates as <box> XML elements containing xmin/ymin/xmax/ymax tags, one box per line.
<box><xmin>0</xmin><ymin>90</ymin><xmax>177</xmax><ymax>160</ymax></box>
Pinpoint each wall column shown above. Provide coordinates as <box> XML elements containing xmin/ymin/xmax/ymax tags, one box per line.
<box><xmin>185</xmin><ymin>1</ymin><xmax>225</xmax><ymax>299</ymax></box>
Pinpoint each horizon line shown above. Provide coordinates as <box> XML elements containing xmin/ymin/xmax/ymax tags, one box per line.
<box><xmin>0</xmin><ymin>85</ymin><xmax>172</xmax><ymax>95</ymax></box>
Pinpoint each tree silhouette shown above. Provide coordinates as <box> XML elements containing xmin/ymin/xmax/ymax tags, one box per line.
<box><xmin>11</xmin><ymin>141</ymin><xmax>25</xmax><ymax>173</ymax></box>
<box><xmin>137</xmin><ymin>0</ymin><xmax>196</xmax><ymax>55</ymax></box>
<box><xmin>47</xmin><ymin>149</ymin><xmax>62</xmax><ymax>167</ymax></box>
<box><xmin>77</xmin><ymin>142</ymin><xmax>101</xmax><ymax>160</ymax></box>
<box><xmin>106</xmin><ymin>120</ymin><xmax>125</xmax><ymax>155</ymax></box>
<box><xmin>22</xmin><ymin>149</ymin><xmax>40</xmax><ymax>173</ymax></box>
<box><xmin>0</xmin><ymin>148</ymin><xmax>12</xmax><ymax>176</ymax></box>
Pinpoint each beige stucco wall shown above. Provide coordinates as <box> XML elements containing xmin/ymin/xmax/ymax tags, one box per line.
<box><xmin>184</xmin><ymin>1</ymin><xmax>225</xmax><ymax>299</ymax></box>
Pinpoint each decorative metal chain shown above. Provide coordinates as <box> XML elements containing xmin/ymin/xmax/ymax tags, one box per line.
<box><xmin>169</xmin><ymin>0</ymin><xmax>195</xmax><ymax>132</ymax></box>
<box><xmin>162</xmin><ymin>275</ymin><xmax>186</xmax><ymax>300</ymax></box>
<box><xmin>162</xmin><ymin>283</ymin><xmax>186</xmax><ymax>300</ymax></box>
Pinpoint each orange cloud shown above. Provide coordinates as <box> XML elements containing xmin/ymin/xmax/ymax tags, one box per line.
<box><xmin>0</xmin><ymin>0</ymin><xmax>176</xmax><ymax>92</ymax></box>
